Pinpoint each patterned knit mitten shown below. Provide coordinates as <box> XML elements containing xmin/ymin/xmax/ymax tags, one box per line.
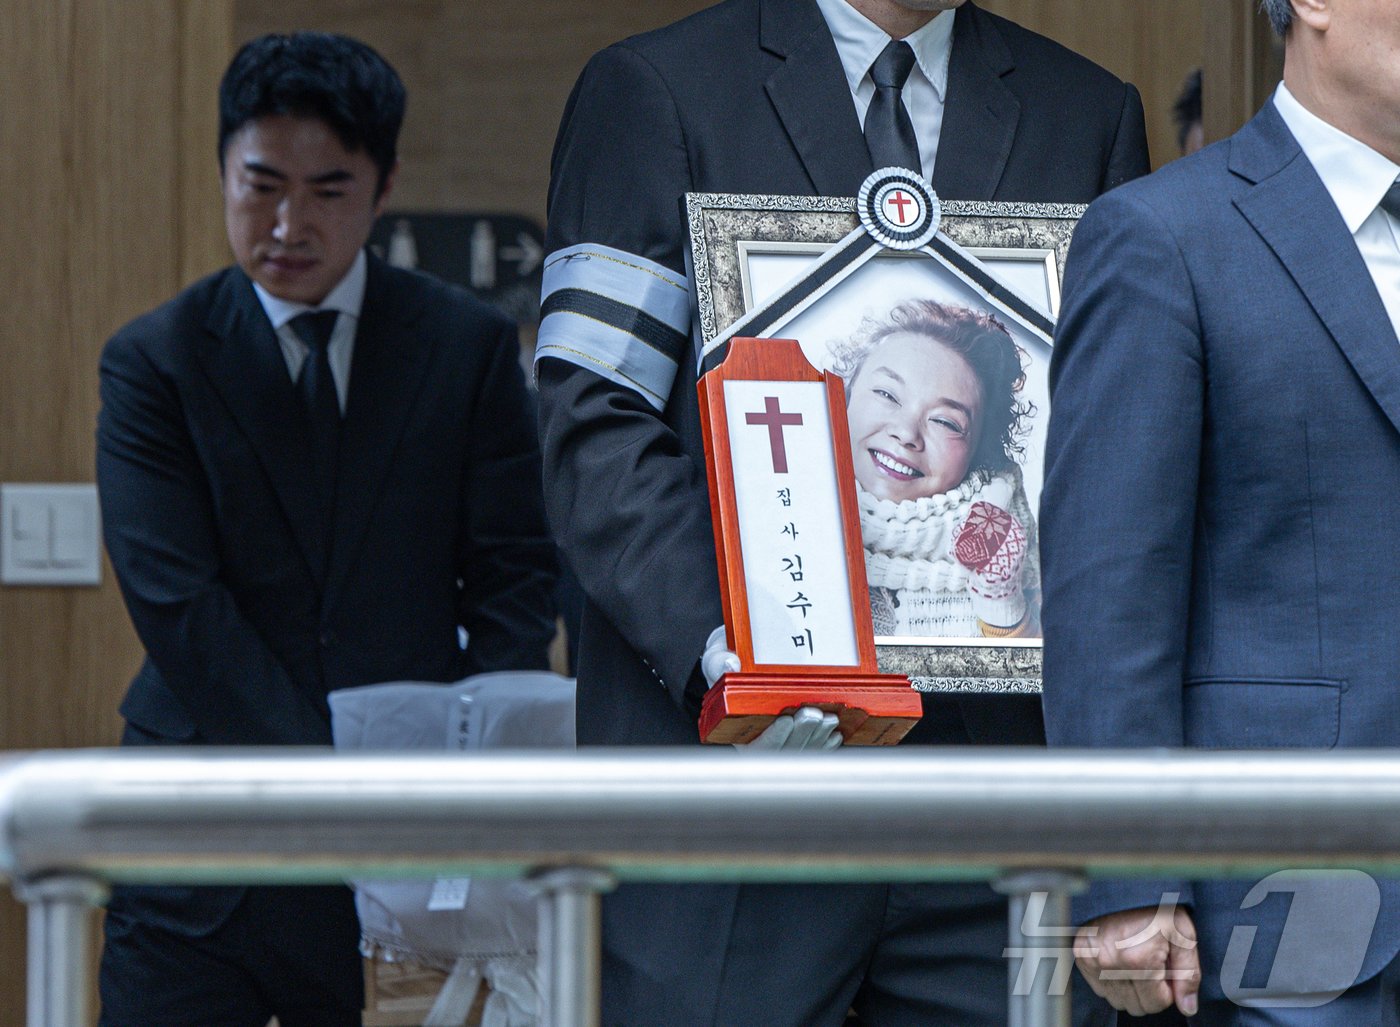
<box><xmin>953</xmin><ymin>501</ymin><xmax>1028</xmax><ymax>629</ymax></box>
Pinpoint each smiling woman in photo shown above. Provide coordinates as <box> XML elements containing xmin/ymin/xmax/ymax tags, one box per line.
<box><xmin>831</xmin><ymin>298</ymin><xmax>1039</xmax><ymax>638</ymax></box>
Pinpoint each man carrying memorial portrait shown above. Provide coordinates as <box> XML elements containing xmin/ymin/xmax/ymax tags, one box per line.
<box><xmin>536</xmin><ymin>0</ymin><xmax>1149</xmax><ymax>1022</ymax></box>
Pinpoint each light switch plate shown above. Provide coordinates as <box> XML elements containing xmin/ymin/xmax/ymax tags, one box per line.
<box><xmin>1</xmin><ymin>483</ymin><xmax>102</xmax><ymax>586</ymax></box>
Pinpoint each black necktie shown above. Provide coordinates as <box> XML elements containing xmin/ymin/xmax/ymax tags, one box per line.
<box><xmin>290</xmin><ymin>310</ymin><xmax>341</xmax><ymax>534</ymax></box>
<box><xmin>865</xmin><ymin>40</ymin><xmax>921</xmax><ymax>174</ymax></box>
<box><xmin>1381</xmin><ymin>178</ymin><xmax>1400</xmax><ymax>221</ymax></box>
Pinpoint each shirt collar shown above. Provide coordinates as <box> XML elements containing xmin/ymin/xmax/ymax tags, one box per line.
<box><xmin>252</xmin><ymin>248</ymin><xmax>368</xmax><ymax>330</ymax></box>
<box><xmin>1273</xmin><ymin>82</ymin><xmax>1400</xmax><ymax>234</ymax></box>
<box><xmin>815</xmin><ymin>0</ymin><xmax>955</xmax><ymax>101</ymax></box>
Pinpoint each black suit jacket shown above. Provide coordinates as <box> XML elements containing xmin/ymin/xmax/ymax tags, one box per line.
<box><xmin>538</xmin><ymin>0</ymin><xmax>1150</xmax><ymax>751</ymax></box>
<box><xmin>97</xmin><ymin>253</ymin><xmax>556</xmax><ymax>930</ymax></box>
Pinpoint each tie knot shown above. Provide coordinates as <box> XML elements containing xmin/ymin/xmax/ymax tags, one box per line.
<box><xmin>289</xmin><ymin>310</ymin><xmax>339</xmax><ymax>352</ymax></box>
<box><xmin>1381</xmin><ymin>178</ymin><xmax>1400</xmax><ymax>221</ymax></box>
<box><xmin>869</xmin><ymin>40</ymin><xmax>917</xmax><ymax>90</ymax></box>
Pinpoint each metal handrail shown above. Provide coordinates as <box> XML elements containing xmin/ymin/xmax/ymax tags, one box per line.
<box><xmin>6</xmin><ymin>747</ymin><xmax>1400</xmax><ymax>1027</ymax></box>
<box><xmin>6</xmin><ymin>748</ymin><xmax>1400</xmax><ymax>879</ymax></box>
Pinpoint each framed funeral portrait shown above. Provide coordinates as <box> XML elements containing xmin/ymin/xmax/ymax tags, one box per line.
<box><xmin>686</xmin><ymin>170</ymin><xmax>1083</xmax><ymax>693</ymax></box>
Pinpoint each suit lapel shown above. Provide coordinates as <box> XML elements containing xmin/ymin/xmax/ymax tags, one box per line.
<box><xmin>323</xmin><ymin>257</ymin><xmax>435</xmax><ymax>610</ymax></box>
<box><xmin>761</xmin><ymin>0</ymin><xmax>871</xmax><ymax>196</ymax></box>
<box><xmin>197</xmin><ymin>272</ymin><xmax>327</xmax><ymax>582</ymax></box>
<box><xmin>933</xmin><ymin>3</ymin><xmax>1019</xmax><ymax>200</ymax></box>
<box><xmin>1233</xmin><ymin>105</ymin><xmax>1400</xmax><ymax>436</ymax></box>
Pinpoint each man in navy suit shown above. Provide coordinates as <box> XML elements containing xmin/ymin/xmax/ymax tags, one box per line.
<box><xmin>95</xmin><ymin>33</ymin><xmax>556</xmax><ymax>1025</ymax></box>
<box><xmin>1041</xmin><ymin>0</ymin><xmax>1400</xmax><ymax>1021</ymax></box>
<box><xmin>536</xmin><ymin>1</ymin><xmax>1148</xmax><ymax>1023</ymax></box>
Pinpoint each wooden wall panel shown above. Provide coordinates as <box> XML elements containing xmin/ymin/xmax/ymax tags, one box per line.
<box><xmin>1201</xmin><ymin>0</ymin><xmax>1283</xmax><ymax>146</ymax></box>
<box><xmin>0</xmin><ymin>2</ymin><xmax>234</xmax><ymax>1020</ymax></box>
<box><xmin>181</xmin><ymin>1</ymin><xmax>243</xmax><ymax>285</ymax></box>
<box><xmin>978</xmin><ymin>0</ymin><xmax>1204</xmax><ymax>167</ymax></box>
<box><xmin>235</xmin><ymin>1</ymin><xmax>709</xmax><ymax>223</ymax></box>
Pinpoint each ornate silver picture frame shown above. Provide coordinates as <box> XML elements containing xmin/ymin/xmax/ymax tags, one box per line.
<box><xmin>685</xmin><ymin>183</ymin><xmax>1084</xmax><ymax>694</ymax></box>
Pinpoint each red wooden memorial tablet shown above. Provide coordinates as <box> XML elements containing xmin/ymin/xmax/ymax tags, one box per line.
<box><xmin>697</xmin><ymin>336</ymin><xmax>920</xmax><ymax>745</ymax></box>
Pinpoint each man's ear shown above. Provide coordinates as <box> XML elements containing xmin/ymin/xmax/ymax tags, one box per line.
<box><xmin>1291</xmin><ymin>0</ymin><xmax>1331</xmax><ymax>33</ymax></box>
<box><xmin>373</xmin><ymin>159</ymin><xmax>400</xmax><ymax>217</ymax></box>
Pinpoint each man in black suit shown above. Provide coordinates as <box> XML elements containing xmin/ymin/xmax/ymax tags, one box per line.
<box><xmin>535</xmin><ymin>1</ymin><xmax>1148</xmax><ymax>1024</ymax></box>
<box><xmin>96</xmin><ymin>33</ymin><xmax>555</xmax><ymax>1025</ymax></box>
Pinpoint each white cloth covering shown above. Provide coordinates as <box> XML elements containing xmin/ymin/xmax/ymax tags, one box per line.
<box><xmin>330</xmin><ymin>670</ymin><xmax>576</xmax><ymax>1026</ymax></box>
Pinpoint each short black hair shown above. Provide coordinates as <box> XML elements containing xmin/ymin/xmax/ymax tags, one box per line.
<box><xmin>1260</xmin><ymin>0</ymin><xmax>1293</xmax><ymax>36</ymax></box>
<box><xmin>219</xmin><ymin>32</ymin><xmax>405</xmax><ymax>196</ymax></box>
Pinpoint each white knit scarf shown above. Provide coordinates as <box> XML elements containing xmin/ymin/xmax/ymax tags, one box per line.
<box><xmin>858</xmin><ymin>469</ymin><xmax>1020</xmax><ymax>592</ymax></box>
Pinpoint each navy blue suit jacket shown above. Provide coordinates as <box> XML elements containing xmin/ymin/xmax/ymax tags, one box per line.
<box><xmin>1041</xmin><ymin>102</ymin><xmax>1400</xmax><ymax>999</ymax></box>
<box><xmin>97</xmin><ymin>253</ymin><xmax>556</xmax><ymax>933</ymax></box>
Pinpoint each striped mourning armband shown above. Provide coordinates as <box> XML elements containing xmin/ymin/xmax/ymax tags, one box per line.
<box><xmin>535</xmin><ymin>243</ymin><xmax>691</xmax><ymax>410</ymax></box>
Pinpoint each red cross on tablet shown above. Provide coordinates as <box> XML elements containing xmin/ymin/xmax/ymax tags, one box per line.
<box><xmin>746</xmin><ymin>396</ymin><xmax>804</xmax><ymax>474</ymax></box>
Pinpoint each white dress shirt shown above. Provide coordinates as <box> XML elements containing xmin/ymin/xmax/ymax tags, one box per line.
<box><xmin>1274</xmin><ymin>83</ymin><xmax>1400</xmax><ymax>342</ymax></box>
<box><xmin>252</xmin><ymin>248</ymin><xmax>368</xmax><ymax>412</ymax></box>
<box><xmin>814</xmin><ymin>0</ymin><xmax>955</xmax><ymax>179</ymax></box>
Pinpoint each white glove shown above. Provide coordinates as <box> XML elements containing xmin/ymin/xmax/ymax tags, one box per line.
<box><xmin>701</xmin><ymin>628</ymin><xmax>842</xmax><ymax>749</ymax></box>
<box><xmin>745</xmin><ymin>706</ymin><xmax>843</xmax><ymax>750</ymax></box>
<box><xmin>701</xmin><ymin>625</ymin><xmax>741</xmax><ymax>689</ymax></box>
